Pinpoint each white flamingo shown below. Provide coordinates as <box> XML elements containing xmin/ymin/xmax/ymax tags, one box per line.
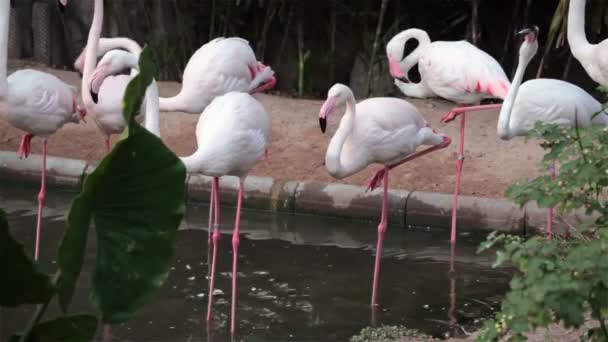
<box><xmin>498</xmin><ymin>26</ymin><xmax>607</xmax><ymax>236</ymax></box>
<box><xmin>75</xmin><ymin>36</ymin><xmax>276</xmax><ymax>114</ymax></box>
<box><xmin>386</xmin><ymin>28</ymin><xmax>511</xmax><ymax>243</ymax></box>
<box><xmin>0</xmin><ymin>0</ymin><xmax>86</xmax><ymax>260</ymax></box>
<box><xmin>81</xmin><ymin>0</ymin><xmax>159</xmax><ymax>151</ymax></box>
<box><xmin>318</xmin><ymin>83</ymin><xmax>451</xmax><ymax>307</ymax></box>
<box><xmin>567</xmin><ymin>0</ymin><xmax>608</xmax><ymax>86</ymax></box>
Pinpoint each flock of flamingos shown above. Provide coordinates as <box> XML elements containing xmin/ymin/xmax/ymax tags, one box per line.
<box><xmin>1</xmin><ymin>0</ymin><xmax>607</xmax><ymax>336</ymax></box>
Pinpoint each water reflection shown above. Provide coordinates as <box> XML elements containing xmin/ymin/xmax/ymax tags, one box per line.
<box><xmin>1</xmin><ymin>183</ymin><xmax>511</xmax><ymax>341</ymax></box>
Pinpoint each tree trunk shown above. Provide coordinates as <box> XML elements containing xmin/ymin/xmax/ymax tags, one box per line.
<box><xmin>297</xmin><ymin>13</ymin><xmax>309</xmax><ymax>97</ymax></box>
<box><xmin>470</xmin><ymin>0</ymin><xmax>480</xmax><ymax>45</ymax></box>
<box><xmin>277</xmin><ymin>1</ymin><xmax>294</xmax><ymax>68</ymax></box>
<box><xmin>48</xmin><ymin>0</ymin><xmax>68</xmax><ymax>67</ymax></box>
<box><xmin>14</xmin><ymin>0</ymin><xmax>34</xmax><ymax>58</ymax></box>
<box><xmin>366</xmin><ymin>0</ymin><xmax>390</xmax><ymax>97</ymax></box>
<box><xmin>256</xmin><ymin>0</ymin><xmax>279</xmax><ymax>61</ymax></box>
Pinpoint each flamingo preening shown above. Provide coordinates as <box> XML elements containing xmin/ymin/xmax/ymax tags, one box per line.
<box><xmin>75</xmin><ymin>36</ymin><xmax>276</xmax><ymax>114</ymax></box>
<box><xmin>386</xmin><ymin>28</ymin><xmax>510</xmax><ymax>244</ymax></box>
<box><xmin>0</xmin><ymin>0</ymin><xmax>86</xmax><ymax>260</ymax></box>
<box><xmin>567</xmin><ymin>0</ymin><xmax>608</xmax><ymax>86</ymax></box>
<box><xmin>498</xmin><ymin>26</ymin><xmax>607</xmax><ymax>236</ymax></box>
<box><xmin>318</xmin><ymin>83</ymin><xmax>451</xmax><ymax>307</ymax></box>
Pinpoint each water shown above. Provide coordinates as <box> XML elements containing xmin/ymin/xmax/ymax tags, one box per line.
<box><xmin>1</xmin><ymin>184</ymin><xmax>512</xmax><ymax>341</ymax></box>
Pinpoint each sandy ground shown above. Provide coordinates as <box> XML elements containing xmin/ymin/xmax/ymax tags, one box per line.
<box><xmin>0</xmin><ymin>60</ymin><xmax>547</xmax><ymax>198</ymax></box>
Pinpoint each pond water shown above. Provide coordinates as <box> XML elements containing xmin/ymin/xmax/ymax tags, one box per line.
<box><xmin>1</xmin><ymin>184</ymin><xmax>512</xmax><ymax>341</ymax></box>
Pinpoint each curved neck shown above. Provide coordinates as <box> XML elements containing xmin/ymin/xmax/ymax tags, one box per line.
<box><xmin>325</xmin><ymin>94</ymin><xmax>356</xmax><ymax>177</ymax></box>
<box><xmin>159</xmin><ymin>94</ymin><xmax>190</xmax><ymax>113</ymax></box>
<box><xmin>82</xmin><ymin>0</ymin><xmax>103</xmax><ymax>111</ymax></box>
<box><xmin>395</xmin><ymin>80</ymin><xmax>435</xmax><ymax>98</ymax></box>
<box><xmin>99</xmin><ymin>37</ymin><xmax>143</xmax><ymax>56</ymax></box>
<box><xmin>497</xmin><ymin>52</ymin><xmax>531</xmax><ymax>139</ymax></box>
<box><xmin>0</xmin><ymin>0</ymin><xmax>10</xmax><ymax>95</ymax></box>
<box><xmin>568</xmin><ymin>0</ymin><xmax>592</xmax><ymax>58</ymax></box>
<box><xmin>179</xmin><ymin>151</ymin><xmax>204</xmax><ymax>173</ymax></box>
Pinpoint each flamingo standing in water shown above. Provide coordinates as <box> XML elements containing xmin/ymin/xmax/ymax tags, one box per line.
<box><xmin>497</xmin><ymin>26</ymin><xmax>607</xmax><ymax>236</ymax></box>
<box><xmin>386</xmin><ymin>28</ymin><xmax>510</xmax><ymax>244</ymax></box>
<box><xmin>318</xmin><ymin>84</ymin><xmax>451</xmax><ymax>307</ymax></box>
<box><xmin>0</xmin><ymin>0</ymin><xmax>86</xmax><ymax>260</ymax></box>
<box><xmin>567</xmin><ymin>0</ymin><xmax>608</xmax><ymax>86</ymax></box>
<box><xmin>75</xmin><ymin>36</ymin><xmax>276</xmax><ymax>114</ymax></box>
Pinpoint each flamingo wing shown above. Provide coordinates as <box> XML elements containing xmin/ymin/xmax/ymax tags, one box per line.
<box><xmin>6</xmin><ymin>70</ymin><xmax>76</xmax><ymax>135</ymax></box>
<box><xmin>420</xmin><ymin>41</ymin><xmax>510</xmax><ymax>103</ymax></box>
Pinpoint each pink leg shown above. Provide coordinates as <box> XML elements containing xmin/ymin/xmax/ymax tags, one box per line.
<box><xmin>367</xmin><ymin>135</ymin><xmax>452</xmax><ymax>191</ymax></box>
<box><xmin>230</xmin><ymin>181</ymin><xmax>244</xmax><ymax>336</ymax></box>
<box><xmin>371</xmin><ymin>167</ymin><xmax>389</xmax><ymax>307</ymax></box>
<box><xmin>17</xmin><ymin>133</ymin><xmax>34</xmax><ymax>159</ymax></box>
<box><xmin>547</xmin><ymin>161</ymin><xmax>556</xmax><ymax>238</ymax></box>
<box><xmin>102</xmin><ymin>324</ymin><xmax>111</xmax><ymax>342</ymax></box>
<box><xmin>206</xmin><ymin>177</ymin><xmax>221</xmax><ymax>322</ymax></box>
<box><xmin>450</xmin><ymin>114</ymin><xmax>466</xmax><ymax>244</ymax></box>
<box><xmin>448</xmin><ymin>242</ymin><xmax>457</xmax><ymax>337</ymax></box>
<box><xmin>440</xmin><ymin>104</ymin><xmax>502</xmax><ymax>123</ymax></box>
<box><xmin>34</xmin><ymin>139</ymin><xmax>47</xmax><ymax>261</ymax></box>
<box><xmin>207</xmin><ymin>184</ymin><xmax>214</xmax><ymax>284</ymax></box>
<box><xmin>105</xmin><ymin>137</ymin><xmax>111</xmax><ymax>153</ymax></box>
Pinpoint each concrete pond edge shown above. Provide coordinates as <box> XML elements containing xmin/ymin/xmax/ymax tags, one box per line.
<box><xmin>0</xmin><ymin>151</ymin><xmax>589</xmax><ymax>235</ymax></box>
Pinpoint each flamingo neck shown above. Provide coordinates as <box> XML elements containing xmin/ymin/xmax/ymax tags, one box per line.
<box><xmin>396</xmin><ymin>80</ymin><xmax>435</xmax><ymax>98</ymax></box>
<box><xmin>144</xmin><ymin>79</ymin><xmax>160</xmax><ymax>137</ymax></box>
<box><xmin>325</xmin><ymin>95</ymin><xmax>356</xmax><ymax>178</ymax></box>
<box><xmin>497</xmin><ymin>50</ymin><xmax>531</xmax><ymax>140</ymax></box>
<box><xmin>82</xmin><ymin>0</ymin><xmax>103</xmax><ymax>111</ymax></box>
<box><xmin>568</xmin><ymin>0</ymin><xmax>592</xmax><ymax>59</ymax></box>
<box><xmin>159</xmin><ymin>93</ymin><xmax>199</xmax><ymax>113</ymax></box>
<box><xmin>179</xmin><ymin>151</ymin><xmax>205</xmax><ymax>173</ymax></box>
<box><xmin>0</xmin><ymin>0</ymin><xmax>10</xmax><ymax>96</ymax></box>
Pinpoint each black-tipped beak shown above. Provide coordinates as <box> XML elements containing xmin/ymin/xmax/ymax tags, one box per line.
<box><xmin>57</xmin><ymin>0</ymin><xmax>66</xmax><ymax>13</ymax></box>
<box><xmin>90</xmin><ymin>90</ymin><xmax>98</xmax><ymax>104</ymax></box>
<box><xmin>518</xmin><ymin>25</ymin><xmax>539</xmax><ymax>36</ymax></box>
<box><xmin>319</xmin><ymin>117</ymin><xmax>327</xmax><ymax>133</ymax></box>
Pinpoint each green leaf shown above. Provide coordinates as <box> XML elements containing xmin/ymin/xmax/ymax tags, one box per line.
<box><xmin>58</xmin><ymin>48</ymin><xmax>187</xmax><ymax>323</ymax></box>
<box><xmin>0</xmin><ymin>209</ymin><xmax>55</xmax><ymax>307</ymax></box>
<box><xmin>122</xmin><ymin>45</ymin><xmax>156</xmax><ymax>126</ymax></box>
<box><xmin>11</xmin><ymin>314</ymin><xmax>98</xmax><ymax>342</ymax></box>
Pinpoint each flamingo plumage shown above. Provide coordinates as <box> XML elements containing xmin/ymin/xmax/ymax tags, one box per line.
<box><xmin>318</xmin><ymin>83</ymin><xmax>451</xmax><ymax>307</ymax></box>
<box><xmin>0</xmin><ymin>0</ymin><xmax>85</xmax><ymax>260</ymax></box>
<box><xmin>386</xmin><ymin>28</ymin><xmax>511</xmax><ymax>244</ymax></box>
<box><xmin>498</xmin><ymin>26</ymin><xmax>607</xmax><ymax>236</ymax></box>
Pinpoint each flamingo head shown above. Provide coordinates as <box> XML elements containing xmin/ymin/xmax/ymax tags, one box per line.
<box><xmin>319</xmin><ymin>83</ymin><xmax>351</xmax><ymax>133</ymax></box>
<box><xmin>57</xmin><ymin>0</ymin><xmax>67</xmax><ymax>12</ymax></box>
<box><xmin>518</xmin><ymin>26</ymin><xmax>539</xmax><ymax>63</ymax></box>
<box><xmin>90</xmin><ymin>50</ymin><xmax>137</xmax><ymax>94</ymax></box>
<box><xmin>386</xmin><ymin>31</ymin><xmax>423</xmax><ymax>83</ymax></box>
<box><xmin>251</xmin><ymin>63</ymin><xmax>277</xmax><ymax>93</ymax></box>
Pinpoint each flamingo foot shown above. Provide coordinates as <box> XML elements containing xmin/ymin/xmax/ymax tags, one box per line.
<box><xmin>18</xmin><ymin>133</ymin><xmax>34</xmax><ymax>159</ymax></box>
<box><xmin>366</xmin><ymin>168</ymin><xmax>387</xmax><ymax>192</ymax></box>
<box><xmin>440</xmin><ymin>110</ymin><xmax>461</xmax><ymax>124</ymax></box>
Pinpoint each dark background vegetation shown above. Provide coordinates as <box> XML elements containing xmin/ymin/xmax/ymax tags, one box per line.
<box><xmin>11</xmin><ymin>0</ymin><xmax>608</xmax><ymax>98</ymax></box>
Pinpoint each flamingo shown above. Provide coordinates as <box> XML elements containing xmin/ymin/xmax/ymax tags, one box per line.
<box><xmin>567</xmin><ymin>0</ymin><xmax>608</xmax><ymax>86</ymax></box>
<box><xmin>386</xmin><ymin>28</ymin><xmax>510</xmax><ymax>244</ymax></box>
<box><xmin>497</xmin><ymin>26</ymin><xmax>607</xmax><ymax>236</ymax></box>
<box><xmin>80</xmin><ymin>0</ymin><xmax>159</xmax><ymax>152</ymax></box>
<box><xmin>74</xmin><ymin>36</ymin><xmax>276</xmax><ymax>114</ymax></box>
<box><xmin>318</xmin><ymin>83</ymin><xmax>451</xmax><ymax>307</ymax></box>
<box><xmin>0</xmin><ymin>0</ymin><xmax>86</xmax><ymax>260</ymax></box>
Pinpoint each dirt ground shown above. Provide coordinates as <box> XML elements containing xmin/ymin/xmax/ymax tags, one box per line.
<box><xmin>0</xmin><ymin>60</ymin><xmax>547</xmax><ymax>198</ymax></box>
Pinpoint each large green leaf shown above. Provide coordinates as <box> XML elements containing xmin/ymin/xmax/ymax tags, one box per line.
<box><xmin>11</xmin><ymin>314</ymin><xmax>98</xmax><ymax>342</ymax></box>
<box><xmin>0</xmin><ymin>209</ymin><xmax>55</xmax><ymax>307</ymax></box>
<box><xmin>58</xmin><ymin>46</ymin><xmax>187</xmax><ymax>323</ymax></box>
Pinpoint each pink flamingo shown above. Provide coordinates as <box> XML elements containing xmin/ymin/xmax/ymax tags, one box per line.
<box><xmin>568</xmin><ymin>0</ymin><xmax>608</xmax><ymax>86</ymax></box>
<box><xmin>318</xmin><ymin>83</ymin><xmax>451</xmax><ymax>307</ymax></box>
<box><xmin>74</xmin><ymin>36</ymin><xmax>276</xmax><ymax>114</ymax></box>
<box><xmin>386</xmin><ymin>28</ymin><xmax>510</xmax><ymax>244</ymax></box>
<box><xmin>0</xmin><ymin>0</ymin><xmax>86</xmax><ymax>260</ymax></box>
<box><xmin>498</xmin><ymin>27</ymin><xmax>607</xmax><ymax>236</ymax></box>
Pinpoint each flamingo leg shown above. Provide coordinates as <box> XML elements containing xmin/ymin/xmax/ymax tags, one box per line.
<box><xmin>439</xmin><ymin>104</ymin><xmax>502</xmax><ymax>123</ymax></box>
<box><xmin>371</xmin><ymin>166</ymin><xmax>389</xmax><ymax>307</ymax></box>
<box><xmin>547</xmin><ymin>161</ymin><xmax>556</xmax><ymax>238</ymax></box>
<box><xmin>450</xmin><ymin>114</ymin><xmax>466</xmax><ymax>244</ymax></box>
<box><xmin>102</xmin><ymin>324</ymin><xmax>111</xmax><ymax>342</ymax></box>
<box><xmin>207</xmin><ymin>184</ymin><xmax>215</xmax><ymax>285</ymax></box>
<box><xmin>18</xmin><ymin>133</ymin><xmax>34</xmax><ymax>159</ymax></box>
<box><xmin>34</xmin><ymin>139</ymin><xmax>47</xmax><ymax>261</ymax></box>
<box><xmin>448</xmin><ymin>242</ymin><xmax>457</xmax><ymax>337</ymax></box>
<box><xmin>367</xmin><ymin>136</ymin><xmax>452</xmax><ymax>191</ymax></box>
<box><xmin>230</xmin><ymin>181</ymin><xmax>244</xmax><ymax>336</ymax></box>
<box><xmin>206</xmin><ymin>177</ymin><xmax>221</xmax><ymax>322</ymax></box>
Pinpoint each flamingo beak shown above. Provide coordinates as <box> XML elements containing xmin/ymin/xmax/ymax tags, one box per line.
<box><xmin>518</xmin><ymin>26</ymin><xmax>539</xmax><ymax>42</ymax></box>
<box><xmin>388</xmin><ymin>55</ymin><xmax>407</xmax><ymax>81</ymax></box>
<box><xmin>319</xmin><ymin>97</ymin><xmax>337</xmax><ymax>134</ymax></box>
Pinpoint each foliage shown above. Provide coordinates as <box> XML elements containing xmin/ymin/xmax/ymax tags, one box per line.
<box><xmin>1</xmin><ymin>46</ymin><xmax>186</xmax><ymax>341</ymax></box>
<box><xmin>350</xmin><ymin>325</ymin><xmax>437</xmax><ymax>342</ymax></box>
<box><xmin>0</xmin><ymin>209</ymin><xmax>54</xmax><ymax>307</ymax></box>
<box><xmin>476</xmin><ymin>119</ymin><xmax>608</xmax><ymax>341</ymax></box>
<box><xmin>58</xmin><ymin>46</ymin><xmax>187</xmax><ymax>323</ymax></box>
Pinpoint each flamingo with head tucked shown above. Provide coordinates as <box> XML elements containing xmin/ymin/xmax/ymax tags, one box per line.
<box><xmin>0</xmin><ymin>0</ymin><xmax>86</xmax><ymax>260</ymax></box>
<box><xmin>318</xmin><ymin>83</ymin><xmax>451</xmax><ymax>307</ymax></box>
<box><xmin>75</xmin><ymin>36</ymin><xmax>276</xmax><ymax>114</ymax></box>
<box><xmin>498</xmin><ymin>26</ymin><xmax>607</xmax><ymax>236</ymax></box>
<box><xmin>567</xmin><ymin>0</ymin><xmax>608</xmax><ymax>86</ymax></box>
<box><xmin>386</xmin><ymin>28</ymin><xmax>510</xmax><ymax>244</ymax></box>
